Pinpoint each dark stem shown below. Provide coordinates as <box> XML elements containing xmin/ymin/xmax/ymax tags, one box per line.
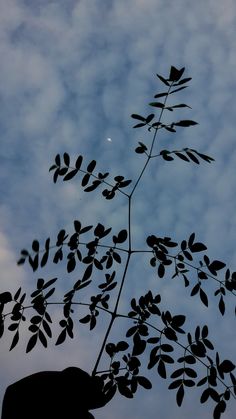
<box><xmin>92</xmin><ymin>251</ymin><xmax>131</xmax><ymax>375</ymax></box>
<box><xmin>92</xmin><ymin>83</ymin><xmax>173</xmax><ymax>375</ymax></box>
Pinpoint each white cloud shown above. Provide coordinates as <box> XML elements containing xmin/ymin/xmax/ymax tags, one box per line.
<box><xmin>0</xmin><ymin>231</ymin><xmax>26</xmax><ymax>290</ymax></box>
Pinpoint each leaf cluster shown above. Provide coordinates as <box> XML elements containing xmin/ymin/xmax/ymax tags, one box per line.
<box><xmin>146</xmin><ymin>232</ymin><xmax>236</xmax><ymax>316</ymax></box>
<box><xmin>49</xmin><ymin>154</ymin><xmax>132</xmax><ymax>200</ymax></box>
<box><xmin>17</xmin><ymin>221</ymin><xmax>128</xmax><ymax>275</ymax></box>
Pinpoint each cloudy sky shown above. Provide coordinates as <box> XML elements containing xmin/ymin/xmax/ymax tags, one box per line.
<box><xmin>0</xmin><ymin>0</ymin><xmax>236</xmax><ymax>418</ymax></box>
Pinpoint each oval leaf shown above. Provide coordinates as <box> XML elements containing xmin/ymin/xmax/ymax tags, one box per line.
<box><xmin>137</xmin><ymin>376</ymin><xmax>152</xmax><ymax>389</ymax></box>
<box><xmin>26</xmin><ymin>334</ymin><xmax>38</xmax><ymax>353</ymax></box>
<box><xmin>176</xmin><ymin>384</ymin><xmax>184</xmax><ymax>407</ymax></box>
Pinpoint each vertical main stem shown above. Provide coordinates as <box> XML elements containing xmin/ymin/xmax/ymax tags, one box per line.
<box><xmin>92</xmin><ymin>82</ymin><xmax>173</xmax><ymax>376</ymax></box>
<box><xmin>92</xmin><ymin>196</ymin><xmax>133</xmax><ymax>376</ymax></box>
<box><xmin>92</xmin><ymin>251</ymin><xmax>131</xmax><ymax>376</ymax></box>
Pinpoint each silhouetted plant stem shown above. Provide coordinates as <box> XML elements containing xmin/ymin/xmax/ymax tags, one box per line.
<box><xmin>92</xmin><ymin>86</ymin><xmax>174</xmax><ymax>374</ymax></box>
<box><xmin>93</xmin><ymin>251</ymin><xmax>132</xmax><ymax>375</ymax></box>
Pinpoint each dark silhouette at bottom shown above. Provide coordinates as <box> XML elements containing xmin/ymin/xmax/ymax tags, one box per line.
<box><xmin>1</xmin><ymin>367</ymin><xmax>111</xmax><ymax>419</ymax></box>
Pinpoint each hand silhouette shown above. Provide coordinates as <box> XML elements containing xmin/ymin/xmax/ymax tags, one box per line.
<box><xmin>1</xmin><ymin>367</ymin><xmax>111</xmax><ymax>419</ymax></box>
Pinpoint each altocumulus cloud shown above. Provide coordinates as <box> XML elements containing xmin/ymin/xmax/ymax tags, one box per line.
<box><xmin>0</xmin><ymin>0</ymin><xmax>236</xmax><ymax>418</ymax></box>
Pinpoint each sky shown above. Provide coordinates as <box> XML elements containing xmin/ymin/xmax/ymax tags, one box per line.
<box><xmin>0</xmin><ymin>0</ymin><xmax>236</xmax><ymax>418</ymax></box>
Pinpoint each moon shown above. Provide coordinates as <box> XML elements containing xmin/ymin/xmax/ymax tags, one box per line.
<box><xmin>107</xmin><ymin>137</ymin><xmax>112</xmax><ymax>142</ymax></box>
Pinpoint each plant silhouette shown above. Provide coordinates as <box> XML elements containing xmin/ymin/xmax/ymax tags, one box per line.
<box><xmin>1</xmin><ymin>66</ymin><xmax>235</xmax><ymax>419</ymax></box>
